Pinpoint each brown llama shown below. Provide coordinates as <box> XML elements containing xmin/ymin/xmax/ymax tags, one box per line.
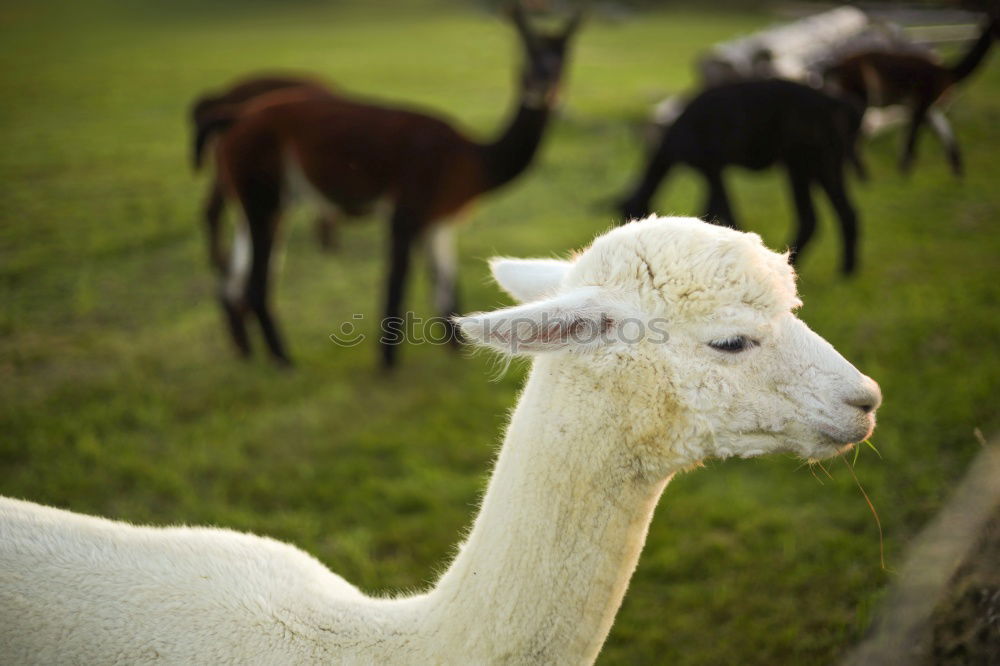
<box><xmin>191</xmin><ymin>75</ymin><xmax>339</xmax><ymax>269</ymax></box>
<box><xmin>200</xmin><ymin>7</ymin><xmax>580</xmax><ymax>367</ymax></box>
<box><xmin>824</xmin><ymin>15</ymin><xmax>999</xmax><ymax>175</ymax></box>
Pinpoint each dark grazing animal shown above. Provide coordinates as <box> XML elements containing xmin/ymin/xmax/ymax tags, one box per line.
<box><xmin>191</xmin><ymin>75</ymin><xmax>340</xmax><ymax>269</ymax></box>
<box><xmin>824</xmin><ymin>16</ymin><xmax>999</xmax><ymax>176</ymax></box>
<box><xmin>617</xmin><ymin>79</ymin><xmax>866</xmax><ymax>274</ymax></box>
<box><xmin>199</xmin><ymin>7</ymin><xmax>580</xmax><ymax>368</ymax></box>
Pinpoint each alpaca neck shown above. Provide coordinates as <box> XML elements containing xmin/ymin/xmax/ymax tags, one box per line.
<box><xmin>421</xmin><ymin>357</ymin><xmax>674</xmax><ymax>663</ymax></box>
<box><xmin>479</xmin><ymin>95</ymin><xmax>552</xmax><ymax>192</ymax></box>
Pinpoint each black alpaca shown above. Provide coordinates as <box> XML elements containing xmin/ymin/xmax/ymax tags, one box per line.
<box><xmin>617</xmin><ymin>79</ymin><xmax>866</xmax><ymax>274</ymax></box>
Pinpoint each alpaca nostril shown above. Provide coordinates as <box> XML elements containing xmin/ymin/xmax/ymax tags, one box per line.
<box><xmin>845</xmin><ymin>391</ymin><xmax>878</xmax><ymax>414</ymax></box>
<box><xmin>845</xmin><ymin>377</ymin><xmax>882</xmax><ymax>415</ymax></box>
<box><xmin>848</xmin><ymin>399</ymin><xmax>875</xmax><ymax>414</ymax></box>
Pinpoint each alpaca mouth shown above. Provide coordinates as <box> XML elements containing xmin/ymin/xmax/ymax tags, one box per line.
<box><xmin>805</xmin><ymin>435</ymin><xmax>857</xmax><ymax>462</ymax></box>
<box><xmin>816</xmin><ymin>413</ymin><xmax>875</xmax><ymax>447</ymax></box>
<box><xmin>811</xmin><ymin>421</ymin><xmax>875</xmax><ymax>461</ymax></box>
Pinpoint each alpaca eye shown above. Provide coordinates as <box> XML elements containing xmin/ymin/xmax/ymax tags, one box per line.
<box><xmin>708</xmin><ymin>336</ymin><xmax>758</xmax><ymax>353</ymax></box>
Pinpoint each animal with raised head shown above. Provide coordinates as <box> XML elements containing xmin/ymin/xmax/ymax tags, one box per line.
<box><xmin>201</xmin><ymin>6</ymin><xmax>580</xmax><ymax>367</ymax></box>
<box><xmin>824</xmin><ymin>15</ymin><xmax>999</xmax><ymax>176</ymax></box>
<box><xmin>617</xmin><ymin>79</ymin><xmax>866</xmax><ymax>274</ymax></box>
<box><xmin>0</xmin><ymin>216</ymin><xmax>882</xmax><ymax>664</ymax></box>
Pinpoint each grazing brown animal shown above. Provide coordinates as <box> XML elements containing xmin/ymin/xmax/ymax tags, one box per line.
<box><xmin>200</xmin><ymin>7</ymin><xmax>580</xmax><ymax>368</ymax></box>
<box><xmin>824</xmin><ymin>16</ymin><xmax>999</xmax><ymax>176</ymax></box>
<box><xmin>191</xmin><ymin>75</ymin><xmax>339</xmax><ymax>270</ymax></box>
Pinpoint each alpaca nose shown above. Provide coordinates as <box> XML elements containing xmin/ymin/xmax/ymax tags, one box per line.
<box><xmin>845</xmin><ymin>377</ymin><xmax>882</xmax><ymax>414</ymax></box>
<box><xmin>847</xmin><ymin>397</ymin><xmax>875</xmax><ymax>414</ymax></box>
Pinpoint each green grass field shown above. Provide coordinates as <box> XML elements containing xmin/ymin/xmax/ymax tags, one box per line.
<box><xmin>2</xmin><ymin>1</ymin><xmax>999</xmax><ymax>663</ymax></box>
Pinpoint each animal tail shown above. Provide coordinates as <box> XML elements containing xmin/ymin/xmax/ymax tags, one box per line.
<box><xmin>191</xmin><ymin>99</ymin><xmax>238</xmax><ymax>171</ymax></box>
<box><xmin>948</xmin><ymin>17</ymin><xmax>998</xmax><ymax>84</ymax></box>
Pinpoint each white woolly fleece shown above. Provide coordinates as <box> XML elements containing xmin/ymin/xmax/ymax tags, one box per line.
<box><xmin>0</xmin><ymin>216</ymin><xmax>881</xmax><ymax>665</ymax></box>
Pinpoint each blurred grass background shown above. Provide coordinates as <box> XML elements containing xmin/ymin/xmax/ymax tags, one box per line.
<box><xmin>1</xmin><ymin>1</ymin><xmax>998</xmax><ymax>663</ymax></box>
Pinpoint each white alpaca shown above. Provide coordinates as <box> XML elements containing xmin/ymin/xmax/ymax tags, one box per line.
<box><xmin>0</xmin><ymin>216</ymin><xmax>881</xmax><ymax>665</ymax></box>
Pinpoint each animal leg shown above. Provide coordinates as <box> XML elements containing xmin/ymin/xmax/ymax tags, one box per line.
<box><xmin>847</xmin><ymin>140</ymin><xmax>869</xmax><ymax>183</ymax></box>
<box><xmin>617</xmin><ymin>141</ymin><xmax>675</xmax><ymax>222</ymax></box>
<box><xmin>425</xmin><ymin>224</ymin><xmax>462</xmax><ymax>349</ymax></box>
<box><xmin>219</xmin><ymin>219</ymin><xmax>252</xmax><ymax>358</ymax></box>
<box><xmin>242</xmin><ymin>192</ymin><xmax>292</xmax><ymax>366</ymax></box>
<box><xmin>899</xmin><ymin>102</ymin><xmax>931</xmax><ymax>175</ymax></box>
<box><xmin>702</xmin><ymin>170</ymin><xmax>739</xmax><ymax>229</ymax></box>
<box><xmin>818</xmin><ymin>163</ymin><xmax>859</xmax><ymax>275</ymax></box>
<box><xmin>314</xmin><ymin>210</ymin><xmax>340</xmax><ymax>252</ymax></box>
<box><xmin>927</xmin><ymin>108</ymin><xmax>963</xmax><ymax>177</ymax></box>
<box><xmin>381</xmin><ymin>208</ymin><xmax>418</xmax><ymax>369</ymax></box>
<box><xmin>785</xmin><ymin>168</ymin><xmax>817</xmax><ymax>267</ymax></box>
<box><xmin>204</xmin><ymin>179</ymin><xmax>227</xmax><ymax>275</ymax></box>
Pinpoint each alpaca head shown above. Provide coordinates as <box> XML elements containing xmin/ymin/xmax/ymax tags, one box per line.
<box><xmin>458</xmin><ymin>216</ymin><xmax>881</xmax><ymax>471</ymax></box>
<box><xmin>508</xmin><ymin>4</ymin><xmax>582</xmax><ymax>108</ymax></box>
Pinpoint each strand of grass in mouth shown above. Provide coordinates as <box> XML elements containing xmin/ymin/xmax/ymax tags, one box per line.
<box><xmin>841</xmin><ymin>453</ymin><xmax>888</xmax><ymax>571</ymax></box>
<box><xmin>852</xmin><ymin>438</ymin><xmax>882</xmax><ymax>466</ymax></box>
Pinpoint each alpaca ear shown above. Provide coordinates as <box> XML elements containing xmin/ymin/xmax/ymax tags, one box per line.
<box><xmin>489</xmin><ymin>257</ymin><xmax>572</xmax><ymax>303</ymax></box>
<box><xmin>457</xmin><ymin>287</ymin><xmax>630</xmax><ymax>355</ymax></box>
